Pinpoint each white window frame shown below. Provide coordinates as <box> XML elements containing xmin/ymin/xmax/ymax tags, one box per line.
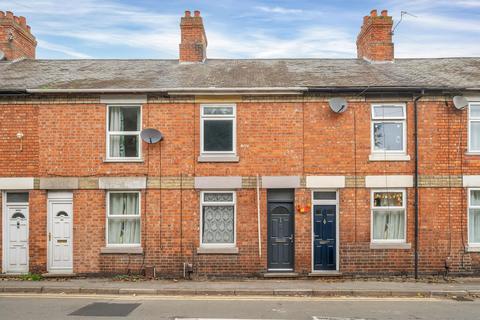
<box><xmin>370</xmin><ymin>189</ymin><xmax>407</xmax><ymax>243</ymax></box>
<box><xmin>468</xmin><ymin>102</ymin><xmax>480</xmax><ymax>153</ymax></box>
<box><xmin>468</xmin><ymin>188</ymin><xmax>480</xmax><ymax>247</ymax></box>
<box><xmin>106</xmin><ymin>191</ymin><xmax>141</xmax><ymax>247</ymax></box>
<box><xmin>199</xmin><ymin>190</ymin><xmax>236</xmax><ymax>248</ymax></box>
<box><xmin>370</xmin><ymin>104</ymin><xmax>407</xmax><ymax>155</ymax></box>
<box><xmin>200</xmin><ymin>104</ymin><xmax>237</xmax><ymax>156</ymax></box>
<box><xmin>105</xmin><ymin>104</ymin><xmax>142</xmax><ymax>161</ymax></box>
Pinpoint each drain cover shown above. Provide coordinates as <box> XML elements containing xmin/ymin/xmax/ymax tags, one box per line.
<box><xmin>69</xmin><ymin>302</ymin><xmax>141</xmax><ymax>317</ymax></box>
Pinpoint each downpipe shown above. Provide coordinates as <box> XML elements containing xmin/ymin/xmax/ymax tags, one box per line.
<box><xmin>413</xmin><ymin>91</ymin><xmax>424</xmax><ymax>279</ymax></box>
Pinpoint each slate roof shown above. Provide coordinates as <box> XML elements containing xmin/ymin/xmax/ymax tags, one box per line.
<box><xmin>0</xmin><ymin>58</ymin><xmax>479</xmax><ymax>91</ymax></box>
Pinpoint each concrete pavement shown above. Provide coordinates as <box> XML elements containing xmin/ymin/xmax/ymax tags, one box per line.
<box><xmin>0</xmin><ymin>294</ymin><xmax>479</xmax><ymax>320</ymax></box>
<box><xmin>1</xmin><ymin>277</ymin><xmax>480</xmax><ymax>299</ymax></box>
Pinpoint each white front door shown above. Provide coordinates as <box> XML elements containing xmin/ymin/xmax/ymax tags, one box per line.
<box><xmin>48</xmin><ymin>200</ymin><xmax>73</xmax><ymax>273</ymax></box>
<box><xmin>6</xmin><ymin>205</ymin><xmax>29</xmax><ymax>273</ymax></box>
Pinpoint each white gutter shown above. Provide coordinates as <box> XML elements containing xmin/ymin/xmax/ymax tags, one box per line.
<box><xmin>26</xmin><ymin>87</ymin><xmax>307</xmax><ymax>95</ymax></box>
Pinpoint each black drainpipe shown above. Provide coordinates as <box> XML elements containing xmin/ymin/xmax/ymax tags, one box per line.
<box><xmin>414</xmin><ymin>90</ymin><xmax>424</xmax><ymax>279</ymax></box>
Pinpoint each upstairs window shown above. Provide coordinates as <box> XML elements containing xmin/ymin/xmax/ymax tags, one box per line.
<box><xmin>371</xmin><ymin>104</ymin><xmax>406</xmax><ymax>154</ymax></box>
<box><xmin>469</xmin><ymin>103</ymin><xmax>480</xmax><ymax>153</ymax></box>
<box><xmin>200</xmin><ymin>104</ymin><xmax>236</xmax><ymax>155</ymax></box>
<box><xmin>107</xmin><ymin>105</ymin><xmax>141</xmax><ymax>160</ymax></box>
<box><xmin>371</xmin><ymin>190</ymin><xmax>406</xmax><ymax>242</ymax></box>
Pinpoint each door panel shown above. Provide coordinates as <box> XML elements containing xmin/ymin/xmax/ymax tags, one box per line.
<box><xmin>313</xmin><ymin>205</ymin><xmax>336</xmax><ymax>271</ymax></box>
<box><xmin>6</xmin><ymin>206</ymin><xmax>29</xmax><ymax>273</ymax></box>
<box><xmin>268</xmin><ymin>202</ymin><xmax>294</xmax><ymax>270</ymax></box>
<box><xmin>49</xmin><ymin>201</ymin><xmax>73</xmax><ymax>272</ymax></box>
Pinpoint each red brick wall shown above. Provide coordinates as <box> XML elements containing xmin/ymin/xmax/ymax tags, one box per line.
<box><xmin>0</xmin><ymin>95</ymin><xmax>479</xmax><ymax>277</ymax></box>
<box><xmin>0</xmin><ymin>104</ymin><xmax>38</xmax><ymax>176</ymax></box>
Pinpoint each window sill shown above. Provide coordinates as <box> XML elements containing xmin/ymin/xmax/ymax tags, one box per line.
<box><xmin>465</xmin><ymin>152</ymin><xmax>480</xmax><ymax>156</ymax></box>
<box><xmin>100</xmin><ymin>247</ymin><xmax>143</xmax><ymax>254</ymax></box>
<box><xmin>369</xmin><ymin>154</ymin><xmax>411</xmax><ymax>162</ymax></box>
<box><xmin>370</xmin><ymin>242</ymin><xmax>411</xmax><ymax>250</ymax></box>
<box><xmin>465</xmin><ymin>245</ymin><xmax>480</xmax><ymax>252</ymax></box>
<box><xmin>196</xmin><ymin>247</ymin><xmax>239</xmax><ymax>255</ymax></box>
<box><xmin>198</xmin><ymin>155</ymin><xmax>239</xmax><ymax>163</ymax></box>
<box><xmin>103</xmin><ymin>159</ymin><xmax>144</xmax><ymax>163</ymax></box>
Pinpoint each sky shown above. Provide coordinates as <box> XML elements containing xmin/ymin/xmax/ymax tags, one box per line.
<box><xmin>1</xmin><ymin>0</ymin><xmax>480</xmax><ymax>59</ymax></box>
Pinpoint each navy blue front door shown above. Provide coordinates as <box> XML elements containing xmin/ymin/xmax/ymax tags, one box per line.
<box><xmin>313</xmin><ymin>205</ymin><xmax>336</xmax><ymax>270</ymax></box>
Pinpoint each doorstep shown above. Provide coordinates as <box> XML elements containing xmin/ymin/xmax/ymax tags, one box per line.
<box><xmin>263</xmin><ymin>272</ymin><xmax>299</xmax><ymax>278</ymax></box>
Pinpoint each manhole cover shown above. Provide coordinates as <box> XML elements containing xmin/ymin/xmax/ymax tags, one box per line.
<box><xmin>69</xmin><ymin>302</ymin><xmax>141</xmax><ymax>317</ymax></box>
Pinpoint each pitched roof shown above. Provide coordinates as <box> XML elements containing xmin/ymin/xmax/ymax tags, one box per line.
<box><xmin>1</xmin><ymin>58</ymin><xmax>479</xmax><ymax>91</ymax></box>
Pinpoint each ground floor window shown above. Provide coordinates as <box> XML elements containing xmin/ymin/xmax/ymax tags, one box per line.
<box><xmin>106</xmin><ymin>191</ymin><xmax>140</xmax><ymax>246</ymax></box>
<box><xmin>371</xmin><ymin>190</ymin><xmax>406</xmax><ymax>242</ymax></box>
<box><xmin>469</xmin><ymin>189</ymin><xmax>480</xmax><ymax>246</ymax></box>
<box><xmin>200</xmin><ymin>191</ymin><xmax>236</xmax><ymax>247</ymax></box>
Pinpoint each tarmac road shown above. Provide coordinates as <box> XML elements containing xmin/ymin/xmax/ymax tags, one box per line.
<box><xmin>0</xmin><ymin>293</ymin><xmax>479</xmax><ymax>320</ymax></box>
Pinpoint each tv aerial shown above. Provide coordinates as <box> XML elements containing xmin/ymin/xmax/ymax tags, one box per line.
<box><xmin>392</xmin><ymin>11</ymin><xmax>417</xmax><ymax>35</ymax></box>
<box><xmin>140</xmin><ymin>128</ymin><xmax>163</xmax><ymax>144</ymax></box>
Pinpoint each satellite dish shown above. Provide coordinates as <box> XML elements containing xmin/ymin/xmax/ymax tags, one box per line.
<box><xmin>328</xmin><ymin>97</ymin><xmax>348</xmax><ymax>113</ymax></box>
<box><xmin>0</xmin><ymin>50</ymin><xmax>5</xmax><ymax>60</ymax></box>
<box><xmin>140</xmin><ymin>128</ymin><xmax>163</xmax><ymax>144</ymax></box>
<box><xmin>453</xmin><ymin>96</ymin><xmax>468</xmax><ymax>110</ymax></box>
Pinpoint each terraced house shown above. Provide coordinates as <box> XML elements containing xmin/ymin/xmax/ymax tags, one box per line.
<box><xmin>1</xmin><ymin>8</ymin><xmax>480</xmax><ymax>278</ymax></box>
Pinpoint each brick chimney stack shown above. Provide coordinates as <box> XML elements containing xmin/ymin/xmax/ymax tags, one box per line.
<box><xmin>0</xmin><ymin>11</ymin><xmax>36</xmax><ymax>60</ymax></box>
<box><xmin>356</xmin><ymin>9</ymin><xmax>394</xmax><ymax>62</ymax></box>
<box><xmin>179</xmin><ymin>10</ymin><xmax>207</xmax><ymax>63</ymax></box>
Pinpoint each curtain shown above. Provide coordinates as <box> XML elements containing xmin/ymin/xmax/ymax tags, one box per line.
<box><xmin>203</xmin><ymin>205</ymin><xmax>234</xmax><ymax>244</ymax></box>
<box><xmin>373</xmin><ymin>209</ymin><xmax>404</xmax><ymax>240</ymax></box>
<box><xmin>108</xmin><ymin>193</ymin><xmax>140</xmax><ymax>244</ymax></box>
<box><xmin>108</xmin><ymin>220</ymin><xmax>140</xmax><ymax>244</ymax></box>
<box><xmin>109</xmin><ymin>107</ymin><xmax>126</xmax><ymax>157</ymax></box>
<box><xmin>470</xmin><ymin>209</ymin><xmax>480</xmax><ymax>243</ymax></box>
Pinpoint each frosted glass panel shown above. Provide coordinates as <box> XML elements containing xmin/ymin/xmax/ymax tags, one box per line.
<box><xmin>204</xmin><ymin>193</ymin><xmax>233</xmax><ymax>202</ymax></box>
<box><xmin>202</xmin><ymin>206</ymin><xmax>234</xmax><ymax>244</ymax></box>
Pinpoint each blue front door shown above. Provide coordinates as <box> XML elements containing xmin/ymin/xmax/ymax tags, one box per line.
<box><xmin>313</xmin><ymin>205</ymin><xmax>336</xmax><ymax>270</ymax></box>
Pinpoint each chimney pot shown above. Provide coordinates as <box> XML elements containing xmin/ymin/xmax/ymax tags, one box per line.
<box><xmin>381</xmin><ymin>10</ymin><xmax>388</xmax><ymax>17</ymax></box>
<box><xmin>0</xmin><ymin>11</ymin><xmax>5</xmax><ymax>18</ymax></box>
<box><xmin>6</xmin><ymin>11</ymin><xmax>13</xmax><ymax>19</ymax></box>
<box><xmin>370</xmin><ymin>9</ymin><xmax>377</xmax><ymax>17</ymax></box>
<box><xmin>194</xmin><ymin>10</ymin><xmax>200</xmax><ymax>17</ymax></box>
<box><xmin>185</xmin><ymin>10</ymin><xmax>191</xmax><ymax>17</ymax></box>
<box><xmin>19</xmin><ymin>16</ymin><xmax>26</xmax><ymax>26</ymax></box>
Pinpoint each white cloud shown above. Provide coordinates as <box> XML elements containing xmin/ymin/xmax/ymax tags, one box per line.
<box><xmin>37</xmin><ymin>40</ymin><xmax>93</xmax><ymax>58</ymax></box>
<box><xmin>255</xmin><ymin>6</ymin><xmax>303</xmax><ymax>14</ymax></box>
